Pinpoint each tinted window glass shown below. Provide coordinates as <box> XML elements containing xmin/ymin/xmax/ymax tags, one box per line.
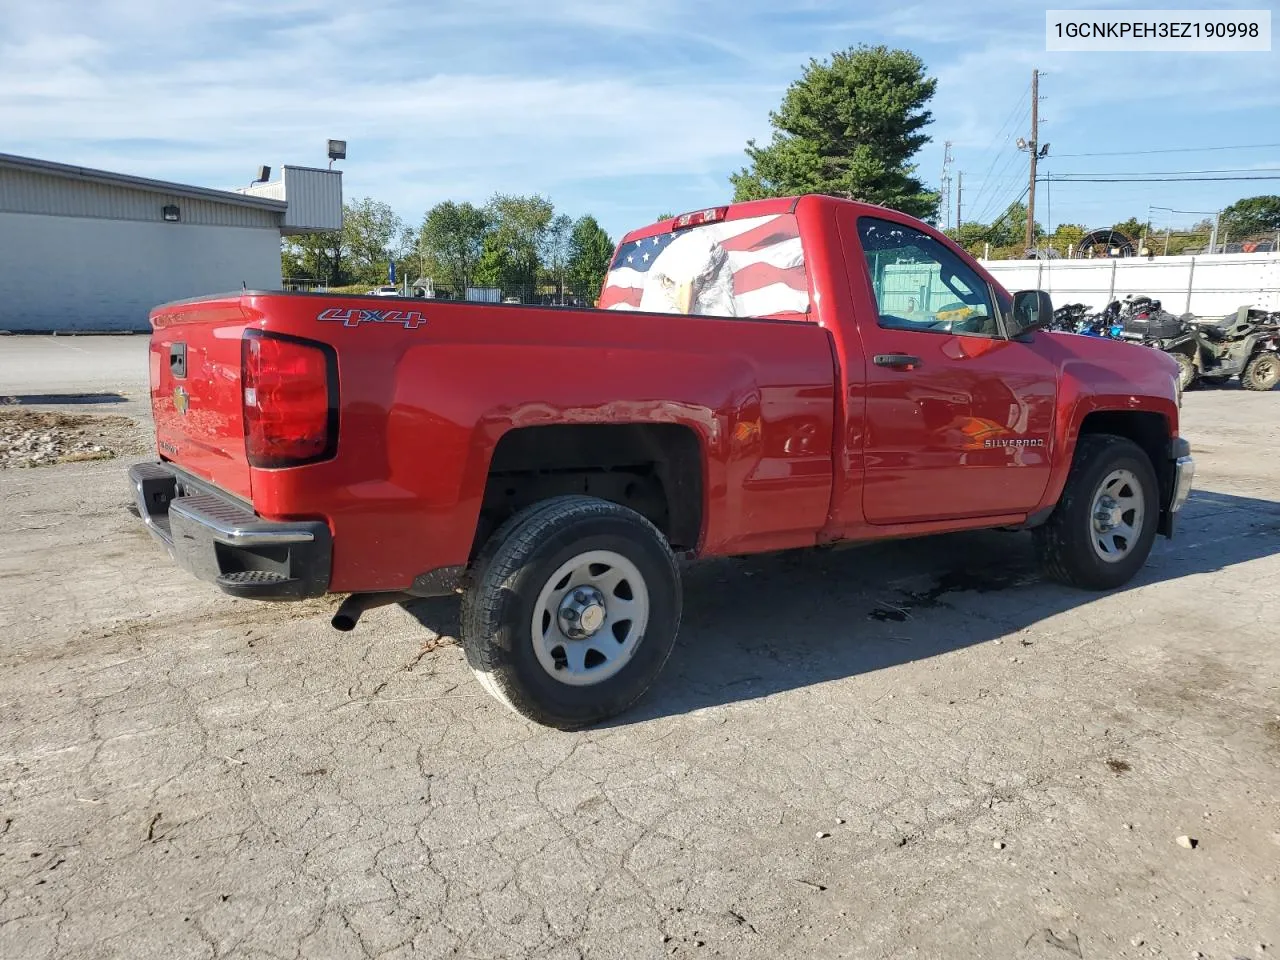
<box><xmin>858</xmin><ymin>217</ymin><xmax>1000</xmax><ymax>337</ymax></box>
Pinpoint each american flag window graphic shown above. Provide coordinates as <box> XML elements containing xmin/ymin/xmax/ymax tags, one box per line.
<box><xmin>598</xmin><ymin>213</ymin><xmax>810</xmax><ymax>319</ymax></box>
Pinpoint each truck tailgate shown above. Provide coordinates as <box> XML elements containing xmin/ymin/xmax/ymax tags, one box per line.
<box><xmin>149</xmin><ymin>297</ymin><xmax>253</xmax><ymax>500</ymax></box>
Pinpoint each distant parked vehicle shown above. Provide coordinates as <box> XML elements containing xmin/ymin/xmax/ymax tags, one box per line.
<box><xmin>368</xmin><ymin>286</ymin><xmax>400</xmax><ymax>297</ymax></box>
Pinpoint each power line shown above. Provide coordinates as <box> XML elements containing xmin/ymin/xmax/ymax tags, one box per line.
<box><xmin>965</xmin><ymin>89</ymin><xmax>1032</xmax><ymax>221</ymax></box>
<box><xmin>964</xmin><ymin>183</ymin><xmax>1032</xmax><ymax>244</ymax></box>
<box><xmin>977</xmin><ymin>170</ymin><xmax>1034</xmax><ymax>231</ymax></box>
<box><xmin>1051</xmin><ymin>142</ymin><xmax>1280</xmax><ymax>158</ymax></box>
<box><xmin>976</xmin><ymin>82</ymin><xmax>1032</xmax><ymax>159</ymax></box>
<box><xmin>973</xmin><ymin>162</ymin><xmax>1027</xmax><ymax>223</ymax></box>
<box><xmin>1042</xmin><ymin>174</ymin><xmax>1280</xmax><ymax>183</ymax></box>
<box><xmin>969</xmin><ymin>105</ymin><xmax>1031</xmax><ymax>216</ymax></box>
<box><xmin>1050</xmin><ymin>167</ymin><xmax>1280</xmax><ymax>177</ymax></box>
<box><xmin>989</xmin><ymin>185</ymin><xmax>1034</xmax><ymax>239</ymax></box>
<box><xmin>971</xmin><ymin>115</ymin><xmax>1033</xmax><ymax>224</ymax></box>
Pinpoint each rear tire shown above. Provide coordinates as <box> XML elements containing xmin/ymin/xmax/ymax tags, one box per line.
<box><xmin>1241</xmin><ymin>352</ymin><xmax>1280</xmax><ymax>391</ymax></box>
<box><xmin>1033</xmin><ymin>435</ymin><xmax>1159</xmax><ymax>590</ymax></box>
<box><xmin>460</xmin><ymin>496</ymin><xmax>681</xmax><ymax>729</ymax></box>
<box><xmin>1172</xmin><ymin>352</ymin><xmax>1197</xmax><ymax>391</ymax></box>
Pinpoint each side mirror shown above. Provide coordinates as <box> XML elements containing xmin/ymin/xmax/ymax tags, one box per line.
<box><xmin>1011</xmin><ymin>289</ymin><xmax>1053</xmax><ymax>337</ymax></box>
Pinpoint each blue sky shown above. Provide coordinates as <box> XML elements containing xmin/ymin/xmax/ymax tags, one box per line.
<box><xmin>2</xmin><ymin>0</ymin><xmax>1277</xmax><ymax>242</ymax></box>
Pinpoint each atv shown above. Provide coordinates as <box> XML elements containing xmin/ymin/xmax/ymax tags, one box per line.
<box><xmin>1111</xmin><ymin>296</ymin><xmax>1201</xmax><ymax>390</ymax></box>
<box><xmin>1183</xmin><ymin>307</ymin><xmax>1280</xmax><ymax>391</ymax></box>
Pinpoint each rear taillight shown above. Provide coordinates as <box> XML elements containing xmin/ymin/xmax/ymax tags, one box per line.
<box><xmin>241</xmin><ymin>332</ymin><xmax>338</xmax><ymax>468</ymax></box>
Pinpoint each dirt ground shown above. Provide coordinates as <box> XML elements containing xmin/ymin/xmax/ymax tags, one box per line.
<box><xmin>0</xmin><ymin>345</ymin><xmax>1277</xmax><ymax>959</ymax></box>
<box><xmin>0</xmin><ymin>408</ymin><xmax>151</xmax><ymax>468</ymax></box>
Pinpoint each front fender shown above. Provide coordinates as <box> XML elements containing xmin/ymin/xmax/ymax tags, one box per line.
<box><xmin>1035</xmin><ymin>343</ymin><xmax>1180</xmax><ymax>515</ymax></box>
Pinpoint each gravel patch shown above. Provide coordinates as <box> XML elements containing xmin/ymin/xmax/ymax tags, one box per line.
<box><xmin>0</xmin><ymin>408</ymin><xmax>150</xmax><ymax>468</ymax></box>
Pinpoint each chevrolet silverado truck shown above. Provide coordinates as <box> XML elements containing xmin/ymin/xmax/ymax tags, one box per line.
<box><xmin>129</xmin><ymin>195</ymin><xmax>1195</xmax><ymax>728</ymax></box>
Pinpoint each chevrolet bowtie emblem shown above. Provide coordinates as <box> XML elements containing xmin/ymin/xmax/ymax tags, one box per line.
<box><xmin>174</xmin><ymin>385</ymin><xmax>190</xmax><ymax>416</ymax></box>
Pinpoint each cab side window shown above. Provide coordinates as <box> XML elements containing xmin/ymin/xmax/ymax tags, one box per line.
<box><xmin>857</xmin><ymin>217</ymin><xmax>1001</xmax><ymax>338</ymax></box>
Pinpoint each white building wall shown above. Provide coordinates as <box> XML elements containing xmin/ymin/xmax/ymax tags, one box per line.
<box><xmin>0</xmin><ymin>212</ymin><xmax>282</xmax><ymax>332</ymax></box>
<box><xmin>981</xmin><ymin>253</ymin><xmax>1280</xmax><ymax>317</ymax></box>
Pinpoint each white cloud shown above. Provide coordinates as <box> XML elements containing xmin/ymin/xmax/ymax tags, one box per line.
<box><xmin>3</xmin><ymin>0</ymin><xmax>1275</xmax><ymax>237</ymax></box>
<box><xmin>0</xmin><ymin>0</ymin><xmax>771</xmax><ymax>226</ymax></box>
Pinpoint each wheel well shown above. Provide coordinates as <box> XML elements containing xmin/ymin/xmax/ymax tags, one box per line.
<box><xmin>474</xmin><ymin>423</ymin><xmax>704</xmax><ymax>558</ymax></box>
<box><xmin>1077</xmin><ymin>410</ymin><xmax>1172</xmax><ymax>504</ymax></box>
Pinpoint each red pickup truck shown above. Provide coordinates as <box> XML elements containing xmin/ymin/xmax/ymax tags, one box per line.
<box><xmin>130</xmin><ymin>195</ymin><xmax>1194</xmax><ymax>728</ymax></box>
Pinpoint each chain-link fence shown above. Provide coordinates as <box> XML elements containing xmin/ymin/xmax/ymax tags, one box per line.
<box><xmin>419</xmin><ymin>283</ymin><xmax>601</xmax><ymax>307</ymax></box>
<box><xmin>282</xmin><ymin>278</ymin><xmax>603</xmax><ymax>307</ymax></box>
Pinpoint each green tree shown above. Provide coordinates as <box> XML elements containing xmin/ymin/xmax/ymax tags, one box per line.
<box><xmin>730</xmin><ymin>45</ymin><xmax>939</xmax><ymax>220</ymax></box>
<box><xmin>944</xmin><ymin>202</ymin><xmax>1047</xmax><ymax>258</ymax></box>
<box><xmin>947</xmin><ymin>222</ymin><xmax>991</xmax><ymax>254</ymax></box>
<box><xmin>655</xmin><ymin>212</ymin><xmax>675</xmax><ymax>221</ymax></box>
<box><xmin>282</xmin><ymin>231</ymin><xmax>344</xmax><ymax>284</ymax></box>
<box><xmin>541</xmin><ymin>214</ymin><xmax>574</xmax><ymax>302</ymax></box>
<box><xmin>1111</xmin><ymin>217</ymin><xmax>1147</xmax><ymax>241</ymax></box>
<box><xmin>982</xmin><ymin>201</ymin><xmax>1042</xmax><ymax>248</ymax></box>
<box><xmin>418</xmin><ymin>200</ymin><xmax>489</xmax><ymax>290</ymax></box>
<box><xmin>342</xmin><ymin>198</ymin><xmax>407</xmax><ymax>285</ymax></box>
<box><xmin>474</xmin><ymin>193</ymin><xmax>555</xmax><ymax>290</ymax></box>
<box><xmin>1222</xmin><ymin>195</ymin><xmax>1280</xmax><ymax>237</ymax></box>
<box><xmin>566</xmin><ymin>216</ymin><xmax>615</xmax><ymax>299</ymax></box>
<box><xmin>472</xmin><ymin>234</ymin><xmax>512</xmax><ymax>289</ymax></box>
<box><xmin>1049</xmin><ymin>222</ymin><xmax>1086</xmax><ymax>254</ymax></box>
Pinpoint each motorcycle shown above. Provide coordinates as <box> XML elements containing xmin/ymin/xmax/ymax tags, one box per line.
<box><xmin>1110</xmin><ymin>296</ymin><xmax>1202</xmax><ymax>390</ymax></box>
<box><xmin>1051</xmin><ymin>303</ymin><xmax>1092</xmax><ymax>332</ymax></box>
<box><xmin>1050</xmin><ymin>302</ymin><xmax>1125</xmax><ymax>339</ymax></box>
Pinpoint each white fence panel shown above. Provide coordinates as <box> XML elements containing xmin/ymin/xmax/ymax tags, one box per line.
<box><xmin>980</xmin><ymin>253</ymin><xmax>1280</xmax><ymax>317</ymax></box>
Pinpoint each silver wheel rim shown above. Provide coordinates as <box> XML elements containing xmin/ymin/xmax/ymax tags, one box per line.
<box><xmin>1090</xmin><ymin>468</ymin><xmax>1145</xmax><ymax>563</ymax></box>
<box><xmin>531</xmin><ymin>549</ymin><xmax>649</xmax><ymax>686</ymax></box>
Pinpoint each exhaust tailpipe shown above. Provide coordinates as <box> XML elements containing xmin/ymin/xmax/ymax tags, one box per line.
<box><xmin>331</xmin><ymin>592</ymin><xmax>411</xmax><ymax>632</ymax></box>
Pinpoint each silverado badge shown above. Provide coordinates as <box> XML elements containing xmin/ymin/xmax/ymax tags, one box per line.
<box><xmin>173</xmin><ymin>385</ymin><xmax>190</xmax><ymax>416</ymax></box>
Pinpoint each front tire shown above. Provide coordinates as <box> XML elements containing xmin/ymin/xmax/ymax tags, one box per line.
<box><xmin>1033</xmin><ymin>435</ymin><xmax>1160</xmax><ymax>590</ymax></box>
<box><xmin>460</xmin><ymin>496</ymin><xmax>682</xmax><ymax>729</ymax></box>
<box><xmin>1241</xmin><ymin>352</ymin><xmax>1280</xmax><ymax>391</ymax></box>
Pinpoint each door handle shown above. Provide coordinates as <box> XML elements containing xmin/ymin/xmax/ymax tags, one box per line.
<box><xmin>873</xmin><ymin>353</ymin><xmax>921</xmax><ymax>369</ymax></box>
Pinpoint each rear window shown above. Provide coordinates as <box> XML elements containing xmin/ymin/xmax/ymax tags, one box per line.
<box><xmin>599</xmin><ymin>213</ymin><xmax>811</xmax><ymax>319</ymax></box>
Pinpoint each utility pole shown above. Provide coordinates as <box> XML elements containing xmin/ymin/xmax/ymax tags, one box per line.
<box><xmin>940</xmin><ymin>141</ymin><xmax>954</xmax><ymax>231</ymax></box>
<box><xmin>956</xmin><ymin>171</ymin><xmax>963</xmax><ymax>227</ymax></box>
<box><xmin>1024</xmin><ymin>69</ymin><xmax>1040</xmax><ymax>253</ymax></box>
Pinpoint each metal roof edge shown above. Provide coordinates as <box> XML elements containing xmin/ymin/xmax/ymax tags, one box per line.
<box><xmin>281</xmin><ymin>164</ymin><xmax>344</xmax><ymax>176</ymax></box>
<box><xmin>0</xmin><ymin>152</ymin><xmax>288</xmax><ymax>212</ymax></box>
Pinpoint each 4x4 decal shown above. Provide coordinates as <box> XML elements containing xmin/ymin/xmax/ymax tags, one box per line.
<box><xmin>317</xmin><ymin>307</ymin><xmax>427</xmax><ymax>330</ymax></box>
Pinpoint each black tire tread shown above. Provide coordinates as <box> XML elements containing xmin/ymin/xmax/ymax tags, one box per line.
<box><xmin>1241</xmin><ymin>353</ymin><xmax>1280</xmax><ymax>391</ymax></box>
<box><xmin>1033</xmin><ymin>434</ymin><xmax>1158</xmax><ymax>590</ymax></box>
<box><xmin>1172</xmin><ymin>352</ymin><xmax>1197</xmax><ymax>391</ymax></box>
<box><xmin>460</xmin><ymin>495</ymin><xmax>680</xmax><ymax>728</ymax></box>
